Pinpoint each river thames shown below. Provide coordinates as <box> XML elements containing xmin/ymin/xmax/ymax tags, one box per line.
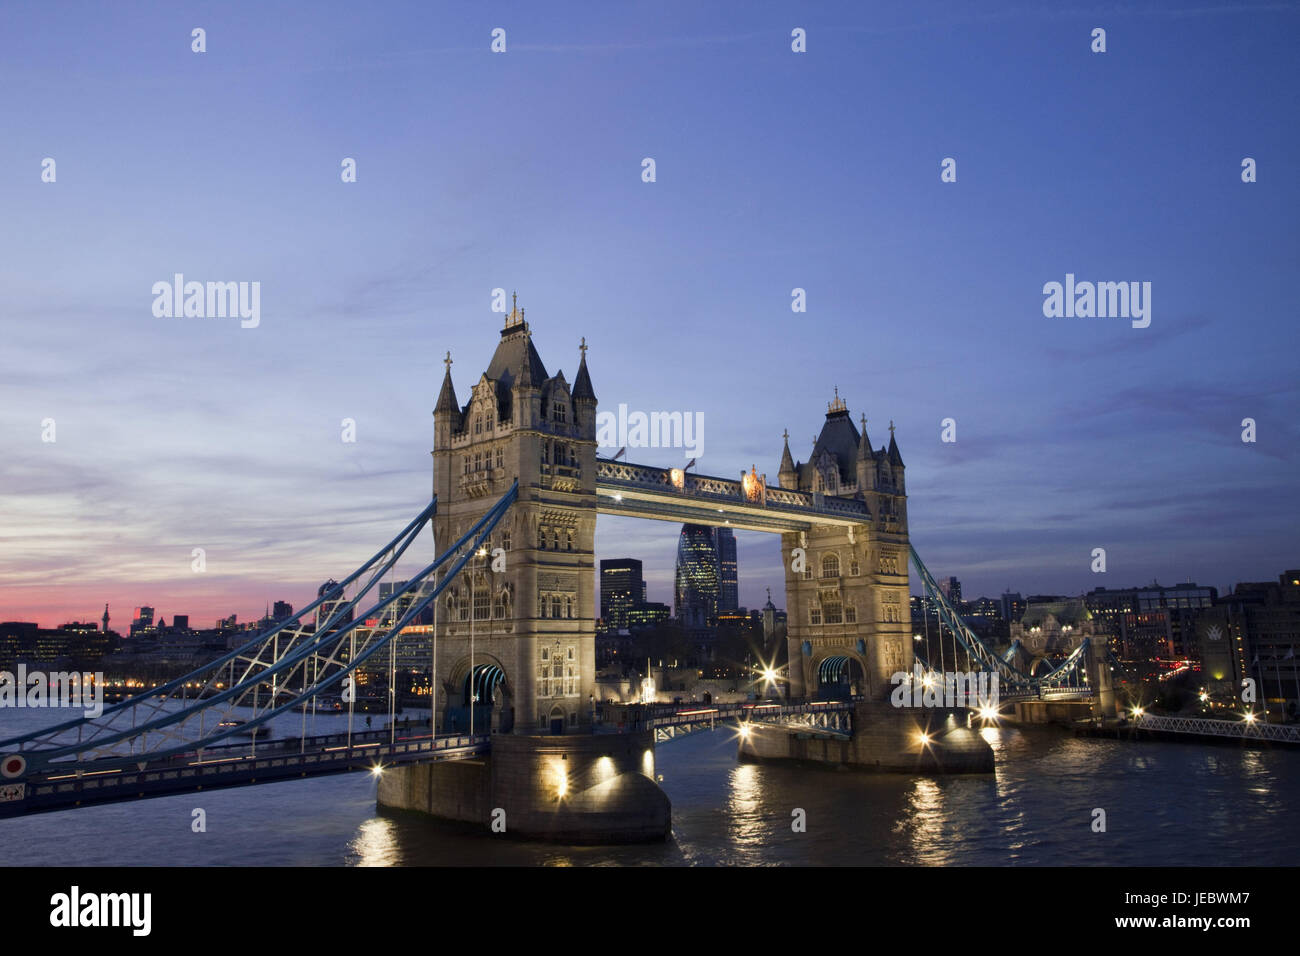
<box><xmin>1</xmin><ymin>705</ymin><xmax>1296</xmax><ymax>866</ymax></box>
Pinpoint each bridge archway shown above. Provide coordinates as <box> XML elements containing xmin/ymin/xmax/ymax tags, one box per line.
<box><xmin>815</xmin><ymin>654</ymin><xmax>867</xmax><ymax>700</ymax></box>
<box><xmin>447</xmin><ymin>655</ymin><xmax>513</xmax><ymax>733</ymax></box>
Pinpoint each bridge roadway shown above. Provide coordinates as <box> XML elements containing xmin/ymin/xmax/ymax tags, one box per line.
<box><xmin>0</xmin><ymin>701</ymin><xmax>852</xmax><ymax>819</ymax></box>
<box><xmin>0</xmin><ymin>726</ymin><xmax>490</xmax><ymax>819</ymax></box>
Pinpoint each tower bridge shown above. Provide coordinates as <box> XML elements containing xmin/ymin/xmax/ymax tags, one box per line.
<box><xmin>0</xmin><ymin>299</ymin><xmax>1107</xmax><ymax>839</ymax></box>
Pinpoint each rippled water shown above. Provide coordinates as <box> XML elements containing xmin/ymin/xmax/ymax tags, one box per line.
<box><xmin>1</xmin><ymin>705</ymin><xmax>1295</xmax><ymax>866</ymax></box>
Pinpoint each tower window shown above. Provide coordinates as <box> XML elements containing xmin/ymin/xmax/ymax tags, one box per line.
<box><xmin>821</xmin><ymin>554</ymin><xmax>840</xmax><ymax>579</ymax></box>
<box><xmin>553</xmin><ymin>403</ymin><xmax>567</xmax><ymax>423</ymax></box>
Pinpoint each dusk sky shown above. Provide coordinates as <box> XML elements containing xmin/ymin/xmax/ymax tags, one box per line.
<box><xmin>2</xmin><ymin>1</ymin><xmax>1297</xmax><ymax>629</ymax></box>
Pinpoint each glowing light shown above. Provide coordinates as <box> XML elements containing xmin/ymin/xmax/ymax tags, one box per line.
<box><xmin>1199</xmin><ymin>692</ymin><xmax>1209</xmax><ymax>702</ymax></box>
<box><xmin>1132</xmin><ymin>706</ymin><xmax>1144</xmax><ymax>717</ymax></box>
<box><xmin>1244</xmin><ymin>712</ymin><xmax>1257</xmax><ymax>724</ymax></box>
<box><xmin>370</xmin><ymin>764</ymin><xmax>384</xmax><ymax>777</ymax></box>
<box><xmin>554</xmin><ymin>762</ymin><xmax>569</xmax><ymax>798</ymax></box>
<box><xmin>917</xmin><ymin>732</ymin><xmax>931</xmax><ymax>746</ymax></box>
<box><xmin>762</xmin><ymin>668</ymin><xmax>778</xmax><ymax>685</ymax></box>
<box><xmin>738</xmin><ymin>723</ymin><xmax>752</xmax><ymax>740</ymax></box>
<box><xmin>977</xmin><ymin>706</ymin><xmax>999</xmax><ymax>721</ymax></box>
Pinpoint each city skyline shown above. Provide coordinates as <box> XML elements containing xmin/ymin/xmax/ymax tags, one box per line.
<box><xmin>3</xmin><ymin>3</ymin><xmax>1297</xmax><ymax>630</ymax></box>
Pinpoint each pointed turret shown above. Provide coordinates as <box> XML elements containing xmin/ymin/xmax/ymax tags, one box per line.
<box><xmin>573</xmin><ymin>337</ymin><xmax>595</xmax><ymax>402</ymax></box>
<box><xmin>434</xmin><ymin>351</ymin><xmax>459</xmax><ymax>414</ymax></box>
<box><xmin>778</xmin><ymin>429</ymin><xmax>797</xmax><ymax>489</ymax></box>
<box><xmin>856</xmin><ymin>414</ymin><xmax>877</xmax><ymax>493</ymax></box>
<box><xmin>887</xmin><ymin>420</ymin><xmax>904</xmax><ymax>467</ymax></box>
<box><xmin>433</xmin><ymin>351</ymin><xmax>462</xmax><ymax>451</ymax></box>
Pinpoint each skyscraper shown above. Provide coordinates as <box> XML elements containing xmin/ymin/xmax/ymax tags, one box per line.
<box><xmin>600</xmin><ymin>559</ymin><xmax>644</xmax><ymax>630</ymax></box>
<box><xmin>675</xmin><ymin>524</ymin><xmax>719</xmax><ymax>628</ymax></box>
<box><xmin>715</xmin><ymin>526</ymin><xmax>738</xmax><ymax>613</ymax></box>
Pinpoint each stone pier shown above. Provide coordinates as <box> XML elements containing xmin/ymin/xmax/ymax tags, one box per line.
<box><xmin>737</xmin><ymin>701</ymin><xmax>995</xmax><ymax>774</ymax></box>
<box><xmin>376</xmin><ymin>731</ymin><xmax>670</xmax><ymax>844</ymax></box>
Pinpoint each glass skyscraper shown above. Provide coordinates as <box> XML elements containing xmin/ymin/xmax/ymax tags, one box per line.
<box><xmin>675</xmin><ymin>524</ymin><xmax>720</xmax><ymax>628</ymax></box>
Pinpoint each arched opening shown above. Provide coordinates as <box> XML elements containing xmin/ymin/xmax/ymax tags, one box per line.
<box><xmin>548</xmin><ymin>704</ymin><xmax>566</xmax><ymax>736</ymax></box>
<box><xmin>817</xmin><ymin>655</ymin><xmax>866</xmax><ymax>700</ymax></box>
<box><xmin>447</xmin><ymin>661</ymin><xmax>512</xmax><ymax>734</ymax></box>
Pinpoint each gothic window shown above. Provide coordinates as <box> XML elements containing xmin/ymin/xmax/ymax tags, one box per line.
<box><xmin>539</xmin><ymin>595</ymin><xmax>547</xmax><ymax>618</ymax></box>
<box><xmin>821</xmin><ymin>554</ymin><xmax>840</xmax><ymax>579</ymax></box>
<box><xmin>845</xmin><ymin>604</ymin><xmax>857</xmax><ymax>624</ymax></box>
<box><xmin>565</xmin><ymin>597</ymin><xmax>573</xmax><ymax>619</ymax></box>
<box><xmin>495</xmin><ymin>447</ymin><xmax>503</xmax><ymax>469</ymax></box>
<box><xmin>541</xmin><ymin>442</ymin><xmax>549</xmax><ymax>464</ymax></box>
<box><xmin>493</xmin><ymin>590</ymin><xmax>506</xmax><ymax>619</ymax></box>
<box><xmin>850</xmin><ymin>559</ymin><xmax>860</xmax><ymax>576</ymax></box>
<box><xmin>551</xmin><ymin>530</ymin><xmax>559</xmax><ymax>550</ymax></box>
<box><xmin>553</xmin><ymin>402</ymin><xmax>567</xmax><ymax>423</ymax></box>
<box><xmin>501</xmin><ymin>529</ymin><xmax>511</xmax><ymax>551</ymax></box>
<box><xmin>474</xmin><ymin>417</ymin><xmax>482</xmax><ymax>435</ymax></box>
<box><xmin>810</xmin><ymin>607</ymin><xmax>823</xmax><ymax>625</ymax></box>
<box><xmin>458</xmin><ymin>594</ymin><xmax>468</xmax><ymax>622</ymax></box>
<box><xmin>566</xmin><ymin>647</ymin><xmax>574</xmax><ymax>661</ymax></box>
<box><xmin>803</xmin><ymin>566</ymin><xmax>813</xmax><ymax>580</ymax></box>
<box><xmin>538</xmin><ymin>526</ymin><xmax>547</xmax><ymax>549</ymax></box>
<box><xmin>541</xmin><ymin>648</ymin><xmax>549</xmax><ymax>661</ymax></box>
<box><xmin>551</xmin><ymin>595</ymin><xmax>562</xmax><ymax>619</ymax></box>
<box><xmin>463</xmin><ymin>456</ymin><xmax>470</xmax><ymax>475</ymax></box>
<box><xmin>566</xmin><ymin>530</ymin><xmax>573</xmax><ymax>551</ymax></box>
<box><xmin>473</xmin><ymin>582</ymin><xmax>490</xmax><ymax>621</ymax></box>
<box><xmin>823</xmin><ymin>599</ymin><xmax>843</xmax><ymax>625</ymax></box>
<box><xmin>474</xmin><ymin>452</ymin><xmax>482</xmax><ymax>471</ymax></box>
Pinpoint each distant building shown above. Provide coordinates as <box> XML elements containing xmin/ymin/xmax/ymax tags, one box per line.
<box><xmin>715</xmin><ymin>527</ymin><xmax>739</xmax><ymax>613</ymax></box>
<box><xmin>316</xmin><ymin>579</ymin><xmax>354</xmax><ymax>632</ymax></box>
<box><xmin>272</xmin><ymin>601</ymin><xmax>293</xmax><ymax>622</ymax></box>
<box><xmin>1196</xmin><ymin>570</ymin><xmax>1300</xmax><ymax>716</ymax></box>
<box><xmin>939</xmin><ymin>576</ymin><xmax>962</xmax><ymax>607</ymax></box>
<box><xmin>626</xmin><ymin>602</ymin><xmax>671</xmax><ymax>628</ymax></box>
<box><xmin>171</xmin><ymin>614</ymin><xmax>190</xmax><ymax>631</ymax></box>
<box><xmin>130</xmin><ymin>606</ymin><xmax>155</xmax><ymax>637</ymax></box>
<box><xmin>1086</xmin><ymin>582</ymin><xmax>1217</xmax><ymax>660</ymax></box>
<box><xmin>675</xmin><ymin>524</ymin><xmax>720</xmax><ymax>628</ymax></box>
<box><xmin>600</xmin><ymin>559</ymin><xmax>644</xmax><ymax>630</ymax></box>
<box><xmin>1000</xmin><ymin>592</ymin><xmax>1025</xmax><ymax>623</ymax></box>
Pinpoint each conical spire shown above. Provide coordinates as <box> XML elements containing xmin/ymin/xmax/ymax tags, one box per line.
<box><xmin>434</xmin><ymin>351</ymin><xmax>459</xmax><ymax>414</ymax></box>
<box><xmin>858</xmin><ymin>414</ymin><xmax>872</xmax><ymax>460</ymax></box>
<box><xmin>573</xmin><ymin>336</ymin><xmax>596</xmax><ymax>401</ymax></box>
<box><xmin>888</xmin><ymin>420</ymin><xmax>904</xmax><ymax>467</ymax></box>
<box><xmin>779</xmin><ymin>428</ymin><xmax>795</xmax><ymax>474</ymax></box>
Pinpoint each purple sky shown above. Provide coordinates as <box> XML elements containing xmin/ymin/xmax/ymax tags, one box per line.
<box><xmin>1</xmin><ymin>1</ymin><xmax>1297</xmax><ymax>628</ymax></box>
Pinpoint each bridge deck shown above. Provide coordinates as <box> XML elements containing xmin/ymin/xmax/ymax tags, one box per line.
<box><xmin>0</xmin><ymin>728</ymin><xmax>488</xmax><ymax>819</ymax></box>
<box><xmin>595</xmin><ymin>458</ymin><xmax>871</xmax><ymax>532</ymax></box>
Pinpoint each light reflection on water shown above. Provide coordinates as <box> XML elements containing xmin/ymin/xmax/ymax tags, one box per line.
<box><xmin>2</xmin><ymin>704</ymin><xmax>1297</xmax><ymax>866</ymax></box>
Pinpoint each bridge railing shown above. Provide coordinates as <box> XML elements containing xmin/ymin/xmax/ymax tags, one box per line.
<box><xmin>1136</xmin><ymin>713</ymin><xmax>1300</xmax><ymax>743</ymax></box>
<box><xmin>595</xmin><ymin>459</ymin><xmax>870</xmax><ymax>520</ymax></box>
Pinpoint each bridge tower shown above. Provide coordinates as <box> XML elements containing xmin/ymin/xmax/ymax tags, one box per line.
<box><xmin>431</xmin><ymin>298</ymin><xmax>598</xmax><ymax>734</ymax></box>
<box><xmin>778</xmin><ymin>393</ymin><xmax>913</xmax><ymax>701</ymax></box>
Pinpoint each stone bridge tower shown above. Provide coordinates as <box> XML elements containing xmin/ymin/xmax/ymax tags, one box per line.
<box><xmin>778</xmin><ymin>392</ymin><xmax>913</xmax><ymax>701</ymax></box>
<box><xmin>431</xmin><ymin>298</ymin><xmax>598</xmax><ymax>734</ymax></box>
